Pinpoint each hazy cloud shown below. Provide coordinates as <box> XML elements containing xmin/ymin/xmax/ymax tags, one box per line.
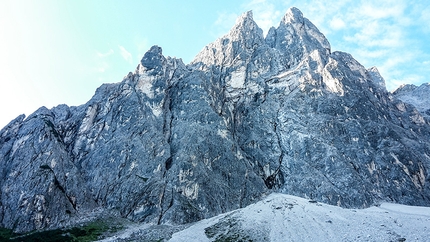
<box><xmin>419</xmin><ymin>6</ymin><xmax>430</xmax><ymax>32</ymax></box>
<box><xmin>242</xmin><ymin>0</ymin><xmax>283</xmax><ymax>35</ymax></box>
<box><xmin>329</xmin><ymin>17</ymin><xmax>346</xmax><ymax>30</ymax></box>
<box><xmin>390</xmin><ymin>74</ymin><xmax>424</xmax><ymax>91</ymax></box>
<box><xmin>360</xmin><ymin>1</ymin><xmax>407</xmax><ymax>20</ymax></box>
<box><xmin>119</xmin><ymin>45</ymin><xmax>132</xmax><ymax>64</ymax></box>
<box><xmin>95</xmin><ymin>61</ymin><xmax>109</xmax><ymax>73</ymax></box>
<box><xmin>136</xmin><ymin>38</ymin><xmax>150</xmax><ymax>58</ymax></box>
<box><xmin>96</xmin><ymin>49</ymin><xmax>114</xmax><ymax>58</ymax></box>
<box><xmin>213</xmin><ymin>12</ymin><xmax>238</xmax><ymax>37</ymax></box>
<box><xmin>213</xmin><ymin>0</ymin><xmax>285</xmax><ymax>37</ymax></box>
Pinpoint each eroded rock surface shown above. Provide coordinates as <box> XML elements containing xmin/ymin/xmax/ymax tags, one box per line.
<box><xmin>1</xmin><ymin>7</ymin><xmax>430</xmax><ymax>233</ymax></box>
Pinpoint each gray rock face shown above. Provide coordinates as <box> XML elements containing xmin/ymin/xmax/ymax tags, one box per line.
<box><xmin>1</xmin><ymin>7</ymin><xmax>430</xmax><ymax>233</ymax></box>
<box><xmin>393</xmin><ymin>82</ymin><xmax>430</xmax><ymax>118</ymax></box>
<box><xmin>367</xmin><ymin>66</ymin><xmax>387</xmax><ymax>91</ymax></box>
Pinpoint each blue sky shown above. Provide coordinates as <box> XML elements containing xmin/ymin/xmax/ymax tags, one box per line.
<box><xmin>0</xmin><ymin>0</ymin><xmax>429</xmax><ymax>128</ymax></box>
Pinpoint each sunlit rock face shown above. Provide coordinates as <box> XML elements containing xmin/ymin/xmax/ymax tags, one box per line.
<box><xmin>1</xmin><ymin>7</ymin><xmax>430</xmax><ymax>233</ymax></box>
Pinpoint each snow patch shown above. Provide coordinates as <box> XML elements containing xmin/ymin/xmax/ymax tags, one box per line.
<box><xmin>263</xmin><ymin>163</ymin><xmax>274</xmax><ymax>177</ymax></box>
<box><xmin>217</xmin><ymin>129</ymin><xmax>228</xmax><ymax>139</ymax></box>
<box><xmin>170</xmin><ymin>193</ymin><xmax>430</xmax><ymax>241</ymax></box>
<box><xmin>79</xmin><ymin>105</ymin><xmax>98</xmax><ymax>133</ymax></box>
<box><xmin>322</xmin><ymin>59</ymin><xmax>344</xmax><ymax>95</ymax></box>
<box><xmin>50</xmin><ymin>159</ymin><xmax>57</xmax><ymax>168</ymax></box>
<box><xmin>183</xmin><ymin>183</ymin><xmax>199</xmax><ymax>200</ymax></box>
<box><xmin>367</xmin><ymin>161</ymin><xmax>376</xmax><ymax>174</ymax></box>
<box><xmin>11</xmin><ymin>134</ymin><xmax>30</xmax><ymax>156</ymax></box>
<box><xmin>178</xmin><ymin>169</ymin><xmax>193</xmax><ymax>183</ymax></box>
<box><xmin>411</xmin><ymin>113</ymin><xmax>425</xmax><ymax>124</ymax></box>
<box><xmin>235</xmin><ymin>150</ymin><xmax>244</xmax><ymax>160</ymax></box>
<box><xmin>147</xmin><ymin>102</ymin><xmax>162</xmax><ymax>117</ymax></box>
<box><xmin>395</xmin><ymin>102</ymin><xmax>406</xmax><ymax>112</ymax></box>
<box><xmin>129</xmin><ymin>161</ymin><xmax>138</xmax><ymax>172</ymax></box>
<box><xmin>228</xmin><ymin>66</ymin><xmax>246</xmax><ymax>89</ymax></box>
<box><xmin>136</xmin><ymin>74</ymin><xmax>156</xmax><ymax>99</ymax></box>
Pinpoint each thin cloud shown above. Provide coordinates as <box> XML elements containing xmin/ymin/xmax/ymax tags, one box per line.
<box><xmin>329</xmin><ymin>17</ymin><xmax>346</xmax><ymax>30</ymax></box>
<box><xmin>354</xmin><ymin>49</ymin><xmax>388</xmax><ymax>59</ymax></box>
<box><xmin>381</xmin><ymin>55</ymin><xmax>411</xmax><ymax>72</ymax></box>
<box><xmin>294</xmin><ymin>0</ymin><xmax>352</xmax><ymax>35</ymax></box>
<box><xmin>96</xmin><ymin>49</ymin><xmax>114</xmax><ymax>58</ymax></box>
<box><xmin>136</xmin><ymin>38</ymin><xmax>150</xmax><ymax>58</ymax></box>
<box><xmin>390</xmin><ymin>74</ymin><xmax>424</xmax><ymax>91</ymax></box>
<box><xmin>95</xmin><ymin>61</ymin><xmax>109</xmax><ymax>73</ymax></box>
<box><xmin>119</xmin><ymin>45</ymin><xmax>132</xmax><ymax>64</ymax></box>
<box><xmin>419</xmin><ymin>6</ymin><xmax>430</xmax><ymax>32</ymax></box>
<box><xmin>213</xmin><ymin>0</ymin><xmax>284</xmax><ymax>37</ymax></box>
<box><xmin>212</xmin><ymin>12</ymin><xmax>238</xmax><ymax>37</ymax></box>
<box><xmin>243</xmin><ymin>0</ymin><xmax>283</xmax><ymax>35</ymax></box>
<box><xmin>346</xmin><ymin>24</ymin><xmax>403</xmax><ymax>48</ymax></box>
<box><xmin>361</xmin><ymin>2</ymin><xmax>404</xmax><ymax>19</ymax></box>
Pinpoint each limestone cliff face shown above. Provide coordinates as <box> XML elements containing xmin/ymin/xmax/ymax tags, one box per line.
<box><xmin>1</xmin><ymin>7</ymin><xmax>430</xmax><ymax>233</ymax></box>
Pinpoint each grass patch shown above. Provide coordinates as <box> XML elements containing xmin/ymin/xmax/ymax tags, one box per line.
<box><xmin>1</xmin><ymin>219</ymin><xmax>122</xmax><ymax>242</ymax></box>
<box><xmin>0</xmin><ymin>227</ymin><xmax>17</xmax><ymax>240</ymax></box>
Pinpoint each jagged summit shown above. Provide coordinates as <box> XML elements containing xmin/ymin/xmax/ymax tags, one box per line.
<box><xmin>394</xmin><ymin>83</ymin><xmax>418</xmax><ymax>93</ymax></box>
<box><xmin>228</xmin><ymin>10</ymin><xmax>264</xmax><ymax>47</ymax></box>
<box><xmin>139</xmin><ymin>45</ymin><xmax>166</xmax><ymax>74</ymax></box>
<box><xmin>393</xmin><ymin>82</ymin><xmax>430</xmax><ymax>118</ymax></box>
<box><xmin>276</xmin><ymin>7</ymin><xmax>331</xmax><ymax>59</ymax></box>
<box><xmin>367</xmin><ymin>66</ymin><xmax>386</xmax><ymax>90</ymax></box>
<box><xmin>1</xmin><ymin>7</ymin><xmax>430</xmax><ymax>234</ymax></box>
<box><xmin>193</xmin><ymin>7</ymin><xmax>330</xmax><ymax>74</ymax></box>
<box><xmin>236</xmin><ymin>10</ymin><xmax>254</xmax><ymax>24</ymax></box>
<box><xmin>192</xmin><ymin>9</ymin><xmax>264</xmax><ymax>67</ymax></box>
<box><xmin>281</xmin><ymin>6</ymin><xmax>304</xmax><ymax>24</ymax></box>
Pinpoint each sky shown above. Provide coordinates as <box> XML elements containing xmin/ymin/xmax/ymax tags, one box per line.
<box><xmin>0</xmin><ymin>0</ymin><xmax>429</xmax><ymax>129</ymax></box>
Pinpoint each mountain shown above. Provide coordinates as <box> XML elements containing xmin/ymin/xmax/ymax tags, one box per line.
<box><xmin>393</xmin><ymin>82</ymin><xmax>430</xmax><ymax>119</ymax></box>
<box><xmin>1</xmin><ymin>7</ymin><xmax>430</xmax><ymax>234</ymax></box>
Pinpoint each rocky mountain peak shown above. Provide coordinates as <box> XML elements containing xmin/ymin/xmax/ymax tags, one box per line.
<box><xmin>192</xmin><ymin>10</ymin><xmax>264</xmax><ymax>67</ymax></box>
<box><xmin>393</xmin><ymin>82</ymin><xmax>430</xmax><ymax>118</ymax></box>
<box><xmin>281</xmin><ymin>7</ymin><xmax>304</xmax><ymax>24</ymax></box>
<box><xmin>138</xmin><ymin>45</ymin><xmax>166</xmax><ymax>75</ymax></box>
<box><xmin>228</xmin><ymin>10</ymin><xmax>264</xmax><ymax>48</ymax></box>
<box><xmin>262</xmin><ymin>7</ymin><xmax>332</xmax><ymax>71</ymax></box>
<box><xmin>367</xmin><ymin>66</ymin><xmax>387</xmax><ymax>91</ymax></box>
<box><xmin>393</xmin><ymin>83</ymin><xmax>418</xmax><ymax>94</ymax></box>
<box><xmin>235</xmin><ymin>10</ymin><xmax>254</xmax><ymax>26</ymax></box>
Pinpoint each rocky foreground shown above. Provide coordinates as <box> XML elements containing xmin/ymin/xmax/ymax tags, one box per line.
<box><xmin>99</xmin><ymin>193</ymin><xmax>430</xmax><ymax>241</ymax></box>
